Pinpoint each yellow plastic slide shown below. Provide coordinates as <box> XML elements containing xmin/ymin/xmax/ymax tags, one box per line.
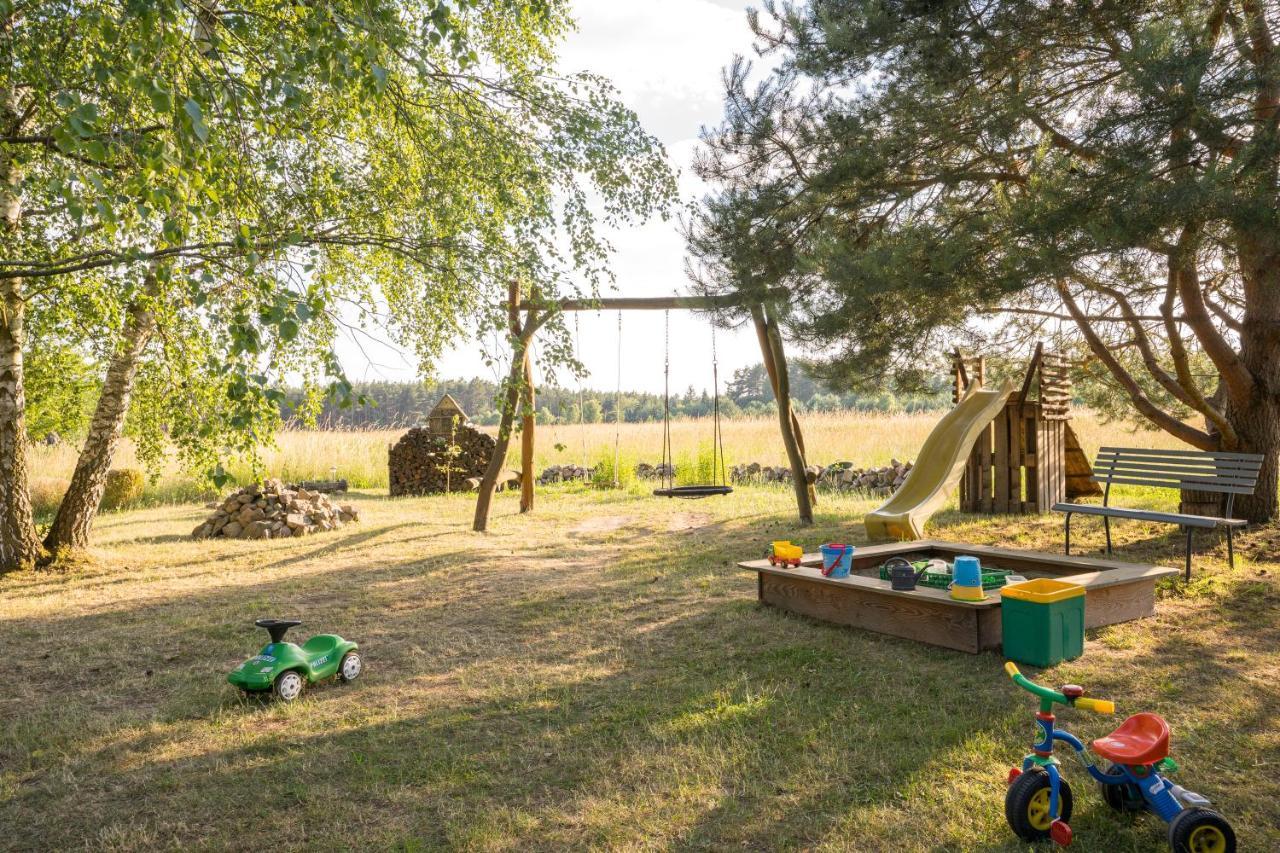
<box><xmin>864</xmin><ymin>378</ymin><xmax>1013</xmax><ymax>541</ymax></box>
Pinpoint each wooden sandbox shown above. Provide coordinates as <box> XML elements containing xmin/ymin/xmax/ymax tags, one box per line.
<box><xmin>739</xmin><ymin>541</ymin><xmax>1178</xmax><ymax>654</ymax></box>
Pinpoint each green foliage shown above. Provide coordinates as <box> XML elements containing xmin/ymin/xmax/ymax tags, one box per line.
<box><xmin>100</xmin><ymin>469</ymin><xmax>145</xmax><ymax>510</ymax></box>
<box><xmin>6</xmin><ymin>0</ymin><xmax>675</xmax><ymax>491</ymax></box>
<box><xmin>675</xmin><ymin>443</ymin><xmax>727</xmax><ymax>487</ymax></box>
<box><xmin>23</xmin><ymin>346</ymin><xmax>96</xmax><ymax>442</ymax></box>
<box><xmin>590</xmin><ymin>445</ymin><xmax>634</xmax><ymax>490</ymax></box>
<box><xmin>688</xmin><ymin>0</ymin><xmax>1278</xmax><ymax>456</ymax></box>
<box><xmin>283</xmin><ymin>365</ymin><xmax>951</xmax><ymax>429</ymax></box>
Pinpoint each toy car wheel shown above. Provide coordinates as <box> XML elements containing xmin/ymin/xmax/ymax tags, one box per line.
<box><xmin>338</xmin><ymin>651</ymin><xmax>363</xmax><ymax>683</ymax></box>
<box><xmin>273</xmin><ymin>670</ymin><xmax>305</xmax><ymax>702</ymax></box>
<box><xmin>1005</xmin><ymin>767</ymin><xmax>1073</xmax><ymax>842</ymax></box>
<box><xmin>1168</xmin><ymin>807</ymin><xmax>1235</xmax><ymax>853</ymax></box>
<box><xmin>1098</xmin><ymin>761</ymin><xmax>1145</xmax><ymax>812</ymax></box>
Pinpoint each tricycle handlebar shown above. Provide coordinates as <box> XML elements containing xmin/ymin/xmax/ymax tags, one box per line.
<box><xmin>1004</xmin><ymin>661</ymin><xmax>1114</xmax><ymax>714</ymax></box>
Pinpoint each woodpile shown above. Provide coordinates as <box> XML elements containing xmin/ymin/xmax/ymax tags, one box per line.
<box><xmin>293</xmin><ymin>478</ymin><xmax>348</xmax><ymax>494</ymax></box>
<box><xmin>191</xmin><ymin>479</ymin><xmax>359</xmax><ymax>540</ymax></box>
<box><xmin>730</xmin><ymin>460</ymin><xmax>914</xmax><ymax>495</ymax></box>
<box><xmin>388</xmin><ymin>395</ymin><xmax>496</xmax><ymax>496</ymax></box>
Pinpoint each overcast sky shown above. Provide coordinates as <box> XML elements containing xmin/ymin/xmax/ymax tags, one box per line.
<box><xmin>334</xmin><ymin>0</ymin><xmax>764</xmax><ymax>395</ymax></box>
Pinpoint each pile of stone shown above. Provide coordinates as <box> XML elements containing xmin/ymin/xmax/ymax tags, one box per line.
<box><xmin>634</xmin><ymin>462</ymin><xmax>675</xmax><ymax>480</ymax></box>
<box><xmin>538</xmin><ymin>464</ymin><xmax>592</xmax><ymax>484</ymax></box>
<box><xmin>191</xmin><ymin>479</ymin><xmax>359</xmax><ymax>540</ymax></box>
<box><xmin>816</xmin><ymin>460</ymin><xmax>913</xmax><ymax>494</ymax></box>
<box><xmin>730</xmin><ymin>459</ymin><xmax>914</xmax><ymax>495</ymax></box>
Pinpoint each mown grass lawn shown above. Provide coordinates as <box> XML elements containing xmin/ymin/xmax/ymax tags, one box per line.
<box><xmin>2</xmin><ymin>483</ymin><xmax>1278</xmax><ymax>851</ymax></box>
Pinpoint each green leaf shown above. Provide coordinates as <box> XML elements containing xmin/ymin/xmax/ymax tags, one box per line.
<box><xmin>184</xmin><ymin>98</ymin><xmax>209</xmax><ymax>142</ymax></box>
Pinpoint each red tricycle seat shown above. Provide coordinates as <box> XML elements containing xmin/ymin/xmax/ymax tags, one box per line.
<box><xmin>1091</xmin><ymin>712</ymin><xmax>1169</xmax><ymax>765</ymax></box>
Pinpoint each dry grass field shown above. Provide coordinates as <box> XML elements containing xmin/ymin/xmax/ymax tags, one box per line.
<box><xmin>26</xmin><ymin>411</ymin><xmax>1187</xmax><ymax>509</ymax></box>
<box><xmin>6</xmin><ymin>413</ymin><xmax>1277</xmax><ymax>851</ymax></box>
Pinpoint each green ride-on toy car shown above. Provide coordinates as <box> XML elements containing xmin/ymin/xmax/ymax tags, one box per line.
<box><xmin>228</xmin><ymin>619</ymin><xmax>362</xmax><ymax>702</ymax></box>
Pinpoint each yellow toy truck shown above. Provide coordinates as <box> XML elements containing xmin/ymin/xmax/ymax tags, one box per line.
<box><xmin>768</xmin><ymin>540</ymin><xmax>804</xmax><ymax>568</ymax></box>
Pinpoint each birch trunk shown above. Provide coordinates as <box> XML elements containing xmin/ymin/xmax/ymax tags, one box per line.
<box><xmin>43</xmin><ymin>295</ymin><xmax>155</xmax><ymax>552</ymax></box>
<box><xmin>0</xmin><ymin>88</ymin><xmax>41</xmax><ymax>571</ymax></box>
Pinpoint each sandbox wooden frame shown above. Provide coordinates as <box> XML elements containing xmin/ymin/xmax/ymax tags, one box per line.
<box><xmin>739</xmin><ymin>541</ymin><xmax>1178</xmax><ymax>654</ymax></box>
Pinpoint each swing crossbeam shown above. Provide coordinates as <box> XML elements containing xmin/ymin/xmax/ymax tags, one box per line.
<box><xmin>514</xmin><ymin>290</ymin><xmax>787</xmax><ymax>313</ymax></box>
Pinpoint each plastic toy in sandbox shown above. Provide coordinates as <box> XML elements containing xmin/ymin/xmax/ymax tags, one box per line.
<box><xmin>767</xmin><ymin>540</ymin><xmax>804</xmax><ymax>568</ymax></box>
<box><xmin>1003</xmin><ymin>662</ymin><xmax>1235</xmax><ymax>852</ymax></box>
<box><xmin>819</xmin><ymin>542</ymin><xmax>854</xmax><ymax>578</ymax></box>
<box><xmin>228</xmin><ymin>619</ymin><xmax>362</xmax><ymax>702</ymax></box>
<box><xmin>876</xmin><ymin>554</ymin><xmax>1024</xmax><ymax>594</ymax></box>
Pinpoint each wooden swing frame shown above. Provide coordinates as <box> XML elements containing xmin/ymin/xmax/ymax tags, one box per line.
<box><xmin>470</xmin><ymin>285</ymin><xmax>815</xmax><ymax>531</ymax></box>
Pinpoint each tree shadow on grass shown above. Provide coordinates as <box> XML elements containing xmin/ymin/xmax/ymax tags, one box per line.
<box><xmin>3</xmin><ymin>503</ymin><xmax>1276</xmax><ymax>849</ymax></box>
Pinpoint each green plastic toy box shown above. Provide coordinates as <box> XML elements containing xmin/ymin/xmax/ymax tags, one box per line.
<box><xmin>999</xmin><ymin>578</ymin><xmax>1085</xmax><ymax>667</ymax></box>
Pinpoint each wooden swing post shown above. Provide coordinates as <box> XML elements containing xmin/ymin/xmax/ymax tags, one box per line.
<box><xmin>751</xmin><ymin>303</ymin><xmax>814</xmax><ymax>525</ymax></box>
<box><xmin>473</xmin><ymin>281</ymin><xmax>546</xmax><ymax>532</ymax></box>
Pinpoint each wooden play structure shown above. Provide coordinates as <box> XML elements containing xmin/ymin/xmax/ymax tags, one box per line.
<box><xmin>470</xmin><ymin>283</ymin><xmax>817</xmax><ymax>531</ymax></box>
<box><xmin>953</xmin><ymin>344</ymin><xmax>1100</xmax><ymax>516</ymax></box>
<box><xmin>865</xmin><ymin>344</ymin><xmax>1099</xmax><ymax>541</ymax></box>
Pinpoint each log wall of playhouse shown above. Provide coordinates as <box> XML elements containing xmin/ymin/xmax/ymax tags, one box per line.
<box><xmin>953</xmin><ymin>345</ymin><xmax>1100</xmax><ymax>515</ymax></box>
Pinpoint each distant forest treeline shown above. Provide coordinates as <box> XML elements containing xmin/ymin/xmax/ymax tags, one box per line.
<box><xmin>287</xmin><ymin>363</ymin><xmax>953</xmax><ymax>428</ymax></box>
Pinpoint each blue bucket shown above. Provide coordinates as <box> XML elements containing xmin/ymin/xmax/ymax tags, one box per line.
<box><xmin>820</xmin><ymin>543</ymin><xmax>854</xmax><ymax>578</ymax></box>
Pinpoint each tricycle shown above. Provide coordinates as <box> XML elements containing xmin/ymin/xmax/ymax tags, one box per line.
<box><xmin>228</xmin><ymin>619</ymin><xmax>362</xmax><ymax>702</ymax></box>
<box><xmin>1004</xmin><ymin>662</ymin><xmax>1234</xmax><ymax>852</ymax></box>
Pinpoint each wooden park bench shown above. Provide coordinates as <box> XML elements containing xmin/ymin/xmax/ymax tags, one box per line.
<box><xmin>1052</xmin><ymin>447</ymin><xmax>1264</xmax><ymax>581</ymax></box>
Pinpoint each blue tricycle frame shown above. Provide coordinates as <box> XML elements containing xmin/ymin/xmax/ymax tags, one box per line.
<box><xmin>1003</xmin><ymin>662</ymin><xmax>1235</xmax><ymax>852</ymax></box>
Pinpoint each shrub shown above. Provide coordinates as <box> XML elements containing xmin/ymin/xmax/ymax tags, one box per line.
<box><xmin>30</xmin><ymin>478</ymin><xmax>70</xmax><ymax>518</ymax></box>
<box><xmin>675</xmin><ymin>443</ymin><xmax>729</xmax><ymax>486</ymax></box>
<box><xmin>100</xmin><ymin>469</ymin><xmax>145</xmax><ymax>510</ymax></box>
<box><xmin>590</xmin><ymin>445</ymin><xmax>635</xmax><ymax>489</ymax></box>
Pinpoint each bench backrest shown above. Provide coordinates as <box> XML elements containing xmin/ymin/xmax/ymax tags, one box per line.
<box><xmin>1093</xmin><ymin>447</ymin><xmax>1264</xmax><ymax>512</ymax></box>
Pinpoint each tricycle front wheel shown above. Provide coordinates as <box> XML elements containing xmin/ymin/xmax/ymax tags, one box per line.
<box><xmin>1168</xmin><ymin>807</ymin><xmax>1235</xmax><ymax>853</ymax></box>
<box><xmin>1005</xmin><ymin>767</ymin><xmax>1073</xmax><ymax>842</ymax></box>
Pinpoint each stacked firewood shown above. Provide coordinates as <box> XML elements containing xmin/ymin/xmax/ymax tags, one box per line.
<box><xmin>388</xmin><ymin>425</ymin><xmax>496</xmax><ymax>496</ymax></box>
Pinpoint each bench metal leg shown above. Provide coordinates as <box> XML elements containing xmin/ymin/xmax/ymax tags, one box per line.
<box><xmin>1185</xmin><ymin>526</ymin><xmax>1194</xmax><ymax>582</ymax></box>
<box><xmin>1227</xmin><ymin>526</ymin><xmax>1235</xmax><ymax>569</ymax></box>
<box><xmin>1063</xmin><ymin>512</ymin><xmax>1072</xmax><ymax>556</ymax></box>
<box><xmin>1103</xmin><ymin>515</ymin><xmax>1113</xmax><ymax>556</ymax></box>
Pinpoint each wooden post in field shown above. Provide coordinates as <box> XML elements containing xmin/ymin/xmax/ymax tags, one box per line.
<box><xmin>752</xmin><ymin>303</ymin><xmax>813</xmax><ymax>525</ymax></box>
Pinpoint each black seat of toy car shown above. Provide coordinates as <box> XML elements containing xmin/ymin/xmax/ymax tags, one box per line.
<box><xmin>255</xmin><ymin>619</ymin><xmax>303</xmax><ymax>643</ymax></box>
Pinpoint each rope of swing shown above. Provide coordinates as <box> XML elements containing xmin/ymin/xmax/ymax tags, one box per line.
<box><xmin>711</xmin><ymin>322</ymin><xmax>727</xmax><ymax>488</ymax></box>
<box><xmin>574</xmin><ymin>313</ymin><xmax>587</xmax><ymax>480</ymax></box>
<box><xmin>661</xmin><ymin>309</ymin><xmax>673</xmax><ymax>492</ymax></box>
<box><xmin>614</xmin><ymin>309</ymin><xmax>623</xmax><ymax>488</ymax></box>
